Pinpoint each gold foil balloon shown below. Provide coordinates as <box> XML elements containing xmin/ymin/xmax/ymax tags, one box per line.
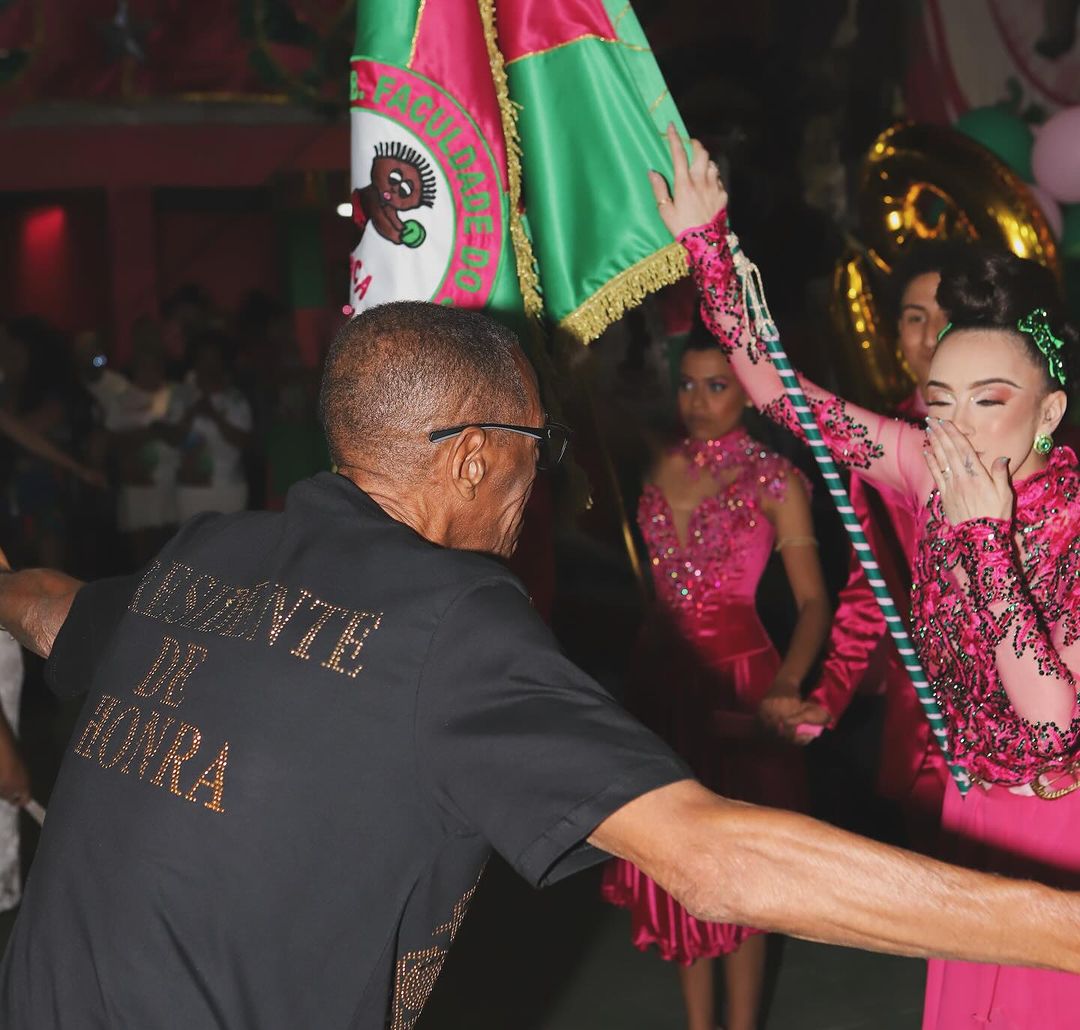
<box><xmin>833</xmin><ymin>121</ymin><xmax>1060</xmax><ymax>409</ymax></box>
<box><xmin>860</xmin><ymin>122</ymin><xmax>1059</xmax><ymax>272</ymax></box>
<box><xmin>831</xmin><ymin>246</ymin><xmax>906</xmax><ymax>408</ymax></box>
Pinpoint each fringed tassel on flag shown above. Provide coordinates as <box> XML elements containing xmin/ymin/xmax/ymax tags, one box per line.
<box><xmin>478</xmin><ymin>0</ymin><xmax>544</xmax><ymax>319</ymax></box>
<box><xmin>559</xmin><ymin>242</ymin><xmax>689</xmax><ymax>345</ymax></box>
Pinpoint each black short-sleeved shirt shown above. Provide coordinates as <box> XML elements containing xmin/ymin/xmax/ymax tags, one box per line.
<box><xmin>0</xmin><ymin>473</ymin><xmax>688</xmax><ymax>1029</ymax></box>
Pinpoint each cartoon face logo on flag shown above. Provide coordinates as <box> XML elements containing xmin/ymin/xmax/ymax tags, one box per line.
<box><xmin>354</xmin><ymin>141</ymin><xmax>438</xmax><ymax>249</ymax></box>
<box><xmin>349</xmin><ymin>61</ymin><xmax>506</xmax><ymax>311</ymax></box>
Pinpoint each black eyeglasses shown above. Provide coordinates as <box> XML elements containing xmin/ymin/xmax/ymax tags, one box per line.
<box><xmin>428</xmin><ymin>421</ymin><xmax>572</xmax><ymax>469</ymax></box>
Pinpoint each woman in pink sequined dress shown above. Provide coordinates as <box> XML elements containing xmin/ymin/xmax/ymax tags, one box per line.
<box><xmin>649</xmin><ymin>124</ymin><xmax>1080</xmax><ymax>1028</ymax></box>
<box><xmin>600</xmin><ymin>329</ymin><xmax>831</xmax><ymax>1030</ymax></box>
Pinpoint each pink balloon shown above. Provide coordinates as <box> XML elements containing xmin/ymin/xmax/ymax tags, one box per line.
<box><xmin>1029</xmin><ymin>183</ymin><xmax>1064</xmax><ymax>238</ymax></box>
<box><xmin>1032</xmin><ymin>106</ymin><xmax>1080</xmax><ymax>204</ymax></box>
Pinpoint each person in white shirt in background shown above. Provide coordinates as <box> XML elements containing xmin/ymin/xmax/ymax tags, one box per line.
<box><xmin>101</xmin><ymin>343</ymin><xmax>180</xmax><ymax>567</ymax></box>
<box><xmin>157</xmin><ymin>336</ymin><xmax>253</xmax><ymax>522</ymax></box>
<box><xmin>73</xmin><ymin>331</ymin><xmax>129</xmax><ymax>430</ymax></box>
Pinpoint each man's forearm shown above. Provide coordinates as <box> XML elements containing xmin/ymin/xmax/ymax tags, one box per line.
<box><xmin>0</xmin><ymin>569</ymin><xmax>83</xmax><ymax>658</ymax></box>
<box><xmin>593</xmin><ymin>781</ymin><xmax>1080</xmax><ymax>973</ymax></box>
<box><xmin>692</xmin><ymin>800</ymin><xmax>1069</xmax><ymax>968</ymax></box>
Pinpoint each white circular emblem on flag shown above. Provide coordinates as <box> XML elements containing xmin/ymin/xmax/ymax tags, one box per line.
<box><xmin>349</xmin><ymin>61</ymin><xmax>505</xmax><ymax>312</ymax></box>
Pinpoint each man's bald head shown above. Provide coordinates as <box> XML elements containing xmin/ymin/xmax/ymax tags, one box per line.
<box><xmin>319</xmin><ymin>301</ymin><xmax>533</xmax><ymax>474</ymax></box>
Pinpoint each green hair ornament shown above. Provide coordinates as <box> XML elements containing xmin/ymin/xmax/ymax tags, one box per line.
<box><xmin>1017</xmin><ymin>308</ymin><xmax>1068</xmax><ymax>388</ymax></box>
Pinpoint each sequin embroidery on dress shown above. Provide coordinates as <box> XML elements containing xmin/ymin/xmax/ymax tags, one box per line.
<box><xmin>911</xmin><ymin>446</ymin><xmax>1080</xmax><ymax>785</ymax></box>
<box><xmin>640</xmin><ymin>429</ymin><xmax>803</xmax><ymax>616</ymax></box>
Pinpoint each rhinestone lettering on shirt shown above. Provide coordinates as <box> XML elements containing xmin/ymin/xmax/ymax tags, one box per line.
<box><xmin>390</xmin><ymin>864</ymin><xmax>487</xmax><ymax>1030</ymax></box>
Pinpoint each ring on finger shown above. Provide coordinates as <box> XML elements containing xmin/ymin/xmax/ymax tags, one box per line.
<box><xmin>942</xmin><ymin>466</ymin><xmax>952</xmax><ymax>478</ymax></box>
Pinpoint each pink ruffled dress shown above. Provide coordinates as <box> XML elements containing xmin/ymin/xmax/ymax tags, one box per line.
<box><xmin>600</xmin><ymin>431</ymin><xmax>808</xmax><ymax>965</ymax></box>
<box><xmin>679</xmin><ymin>210</ymin><xmax>1080</xmax><ymax>1028</ymax></box>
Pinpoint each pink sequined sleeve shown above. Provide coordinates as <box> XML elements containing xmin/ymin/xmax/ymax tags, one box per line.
<box><xmin>677</xmin><ymin>213</ymin><xmax>933</xmax><ymax>505</ymax></box>
<box><xmin>952</xmin><ymin>517</ymin><xmax>1080</xmax><ymax>763</ymax></box>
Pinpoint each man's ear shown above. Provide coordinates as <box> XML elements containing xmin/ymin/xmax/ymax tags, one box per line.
<box><xmin>448</xmin><ymin>428</ymin><xmax>488</xmax><ymax>500</ymax></box>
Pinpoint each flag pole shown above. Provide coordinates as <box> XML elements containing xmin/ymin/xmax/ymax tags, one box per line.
<box><xmin>729</xmin><ymin>234</ymin><xmax>970</xmax><ymax>796</ymax></box>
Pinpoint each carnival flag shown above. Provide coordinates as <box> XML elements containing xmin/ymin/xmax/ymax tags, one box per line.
<box><xmin>349</xmin><ymin>0</ymin><xmax>689</xmax><ymax>341</ymax></box>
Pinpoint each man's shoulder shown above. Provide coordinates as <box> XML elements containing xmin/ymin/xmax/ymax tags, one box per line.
<box><xmin>162</xmin><ymin>474</ymin><xmax>526</xmax><ymax>606</ymax></box>
<box><xmin>424</xmin><ymin>550</ymin><xmax>526</xmax><ymax>607</ymax></box>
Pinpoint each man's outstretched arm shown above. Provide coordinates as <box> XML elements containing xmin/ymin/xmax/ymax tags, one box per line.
<box><xmin>0</xmin><ymin>549</ymin><xmax>82</xmax><ymax>658</ymax></box>
<box><xmin>590</xmin><ymin>779</ymin><xmax>1080</xmax><ymax>973</ymax></box>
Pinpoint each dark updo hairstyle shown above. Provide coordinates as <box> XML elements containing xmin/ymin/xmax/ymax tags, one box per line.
<box><xmin>935</xmin><ymin>248</ymin><xmax>1079</xmax><ymax>396</ymax></box>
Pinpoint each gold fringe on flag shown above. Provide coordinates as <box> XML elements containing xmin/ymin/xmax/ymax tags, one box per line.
<box><xmin>559</xmin><ymin>242</ymin><xmax>688</xmax><ymax>345</ymax></box>
<box><xmin>478</xmin><ymin>0</ymin><xmax>544</xmax><ymax>319</ymax></box>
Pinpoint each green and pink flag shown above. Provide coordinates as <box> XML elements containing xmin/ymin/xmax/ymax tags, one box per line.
<box><xmin>349</xmin><ymin>0</ymin><xmax>688</xmax><ymax>341</ymax></box>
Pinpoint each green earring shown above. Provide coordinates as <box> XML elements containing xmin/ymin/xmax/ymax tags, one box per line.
<box><xmin>1035</xmin><ymin>432</ymin><xmax>1054</xmax><ymax>455</ymax></box>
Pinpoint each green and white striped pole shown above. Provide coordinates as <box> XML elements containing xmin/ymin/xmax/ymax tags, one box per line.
<box><xmin>730</xmin><ymin>237</ymin><xmax>970</xmax><ymax>795</ymax></box>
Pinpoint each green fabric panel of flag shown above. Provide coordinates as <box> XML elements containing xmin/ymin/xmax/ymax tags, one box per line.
<box><xmin>507</xmin><ymin>16</ymin><xmax>689</xmax><ymax>341</ymax></box>
<box><xmin>353</xmin><ymin>0</ymin><xmax>422</xmax><ymax>70</ymax></box>
<box><xmin>600</xmin><ymin>0</ymin><xmax>683</xmax><ymax>131</ymax></box>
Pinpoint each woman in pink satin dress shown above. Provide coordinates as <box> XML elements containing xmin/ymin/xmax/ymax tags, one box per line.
<box><xmin>650</xmin><ymin>124</ymin><xmax>1080</xmax><ymax>1029</ymax></box>
<box><xmin>601</xmin><ymin>331</ymin><xmax>831</xmax><ymax>1030</ymax></box>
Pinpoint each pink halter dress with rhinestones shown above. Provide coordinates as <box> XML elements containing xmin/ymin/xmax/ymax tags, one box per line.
<box><xmin>600</xmin><ymin>428</ymin><xmax>808</xmax><ymax>964</ymax></box>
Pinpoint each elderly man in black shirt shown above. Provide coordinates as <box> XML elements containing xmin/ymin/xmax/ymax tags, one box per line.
<box><xmin>0</xmin><ymin>301</ymin><xmax>1077</xmax><ymax>1029</ymax></box>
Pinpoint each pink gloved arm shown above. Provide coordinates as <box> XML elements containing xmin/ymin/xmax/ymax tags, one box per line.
<box><xmin>677</xmin><ymin>213</ymin><xmax>932</xmax><ymax>506</ymax></box>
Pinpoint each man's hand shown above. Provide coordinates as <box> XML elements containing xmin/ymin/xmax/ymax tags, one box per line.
<box><xmin>0</xmin><ymin>567</ymin><xmax>83</xmax><ymax>658</ymax></box>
